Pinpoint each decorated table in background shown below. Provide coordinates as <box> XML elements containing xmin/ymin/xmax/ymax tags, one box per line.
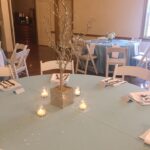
<box><xmin>0</xmin><ymin>48</ymin><xmax>8</xmax><ymax>67</ymax></box>
<box><xmin>0</xmin><ymin>74</ymin><xmax>150</xmax><ymax>150</ymax></box>
<box><xmin>86</xmin><ymin>39</ymin><xmax>139</xmax><ymax>74</ymax></box>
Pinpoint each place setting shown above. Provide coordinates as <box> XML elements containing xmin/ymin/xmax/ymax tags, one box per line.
<box><xmin>50</xmin><ymin>73</ymin><xmax>70</xmax><ymax>83</ymax></box>
<box><xmin>139</xmin><ymin>128</ymin><xmax>150</xmax><ymax>145</ymax></box>
<box><xmin>128</xmin><ymin>91</ymin><xmax>150</xmax><ymax>105</ymax></box>
<box><xmin>100</xmin><ymin>77</ymin><xmax>127</xmax><ymax>89</ymax></box>
<box><xmin>0</xmin><ymin>79</ymin><xmax>22</xmax><ymax>92</ymax></box>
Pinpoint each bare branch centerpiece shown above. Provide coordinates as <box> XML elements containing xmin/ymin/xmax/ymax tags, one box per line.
<box><xmin>48</xmin><ymin>0</ymin><xmax>74</xmax><ymax>108</ymax></box>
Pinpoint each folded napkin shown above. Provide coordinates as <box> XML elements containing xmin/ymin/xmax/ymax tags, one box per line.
<box><xmin>139</xmin><ymin>129</ymin><xmax>150</xmax><ymax>144</ymax></box>
<box><xmin>112</xmin><ymin>80</ymin><xmax>127</xmax><ymax>87</ymax></box>
<box><xmin>13</xmin><ymin>87</ymin><xmax>25</xmax><ymax>94</ymax></box>
<box><xmin>106</xmin><ymin>78</ymin><xmax>124</xmax><ymax>86</ymax></box>
<box><xmin>101</xmin><ymin>77</ymin><xmax>112</xmax><ymax>82</ymax></box>
<box><xmin>100</xmin><ymin>77</ymin><xmax>126</xmax><ymax>88</ymax></box>
<box><xmin>51</xmin><ymin>73</ymin><xmax>70</xmax><ymax>83</ymax></box>
<box><xmin>129</xmin><ymin>91</ymin><xmax>150</xmax><ymax>105</ymax></box>
<box><xmin>0</xmin><ymin>79</ymin><xmax>22</xmax><ymax>91</ymax></box>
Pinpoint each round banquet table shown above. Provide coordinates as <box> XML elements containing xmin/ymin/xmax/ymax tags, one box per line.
<box><xmin>0</xmin><ymin>74</ymin><xmax>150</xmax><ymax>150</ymax></box>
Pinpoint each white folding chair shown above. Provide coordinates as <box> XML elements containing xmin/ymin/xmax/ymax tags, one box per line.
<box><xmin>113</xmin><ymin>64</ymin><xmax>150</xmax><ymax>80</ymax></box>
<box><xmin>106</xmin><ymin>47</ymin><xmax>127</xmax><ymax>77</ymax></box>
<box><xmin>132</xmin><ymin>46</ymin><xmax>150</xmax><ymax>69</ymax></box>
<box><xmin>10</xmin><ymin>43</ymin><xmax>28</xmax><ymax>62</ymax></box>
<box><xmin>76</xmin><ymin>43</ymin><xmax>98</xmax><ymax>74</ymax></box>
<box><xmin>11</xmin><ymin>49</ymin><xmax>30</xmax><ymax>78</ymax></box>
<box><xmin>0</xmin><ymin>65</ymin><xmax>14</xmax><ymax>79</ymax></box>
<box><xmin>113</xmin><ymin>64</ymin><xmax>150</xmax><ymax>88</ymax></box>
<box><xmin>40</xmin><ymin>60</ymin><xmax>74</xmax><ymax>75</ymax></box>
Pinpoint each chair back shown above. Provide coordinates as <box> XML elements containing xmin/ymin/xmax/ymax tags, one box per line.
<box><xmin>40</xmin><ymin>60</ymin><xmax>74</xmax><ymax>75</ymax></box>
<box><xmin>0</xmin><ymin>65</ymin><xmax>14</xmax><ymax>78</ymax></box>
<box><xmin>72</xmin><ymin>37</ymin><xmax>85</xmax><ymax>56</ymax></box>
<box><xmin>106</xmin><ymin>47</ymin><xmax>127</xmax><ymax>59</ymax></box>
<box><xmin>105</xmin><ymin>47</ymin><xmax>128</xmax><ymax>77</ymax></box>
<box><xmin>70</xmin><ymin>41</ymin><xmax>82</xmax><ymax>58</ymax></box>
<box><xmin>10</xmin><ymin>43</ymin><xmax>28</xmax><ymax>62</ymax></box>
<box><xmin>86</xmin><ymin>44</ymin><xmax>95</xmax><ymax>55</ymax></box>
<box><xmin>113</xmin><ymin>64</ymin><xmax>150</xmax><ymax>81</ymax></box>
<box><xmin>15</xmin><ymin>49</ymin><xmax>30</xmax><ymax>68</ymax></box>
<box><xmin>10</xmin><ymin>49</ymin><xmax>30</xmax><ymax>78</ymax></box>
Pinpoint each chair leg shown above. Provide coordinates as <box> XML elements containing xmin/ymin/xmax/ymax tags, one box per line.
<box><xmin>25</xmin><ymin>67</ymin><xmax>29</xmax><ymax>77</ymax></box>
<box><xmin>12</xmin><ymin>65</ymin><xmax>18</xmax><ymax>79</ymax></box>
<box><xmin>84</xmin><ymin>60</ymin><xmax>89</xmax><ymax>74</ymax></box>
<box><xmin>106</xmin><ymin>64</ymin><xmax>108</xmax><ymax>77</ymax></box>
<box><xmin>76</xmin><ymin>58</ymin><xmax>79</xmax><ymax>73</ymax></box>
<box><xmin>15</xmin><ymin>71</ymin><xmax>19</xmax><ymax>79</ymax></box>
<box><xmin>91</xmin><ymin>59</ymin><xmax>98</xmax><ymax>75</ymax></box>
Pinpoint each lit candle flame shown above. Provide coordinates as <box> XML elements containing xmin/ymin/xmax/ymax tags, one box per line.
<box><xmin>75</xmin><ymin>86</ymin><xmax>80</xmax><ymax>96</ymax></box>
<box><xmin>41</xmin><ymin>88</ymin><xmax>48</xmax><ymax>98</ymax></box>
<box><xmin>37</xmin><ymin>105</ymin><xmax>46</xmax><ymax>117</ymax></box>
<box><xmin>79</xmin><ymin>100</ymin><xmax>87</xmax><ymax>110</ymax></box>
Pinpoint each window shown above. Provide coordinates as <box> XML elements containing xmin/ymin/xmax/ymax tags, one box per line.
<box><xmin>144</xmin><ymin>0</ymin><xmax>150</xmax><ymax>38</ymax></box>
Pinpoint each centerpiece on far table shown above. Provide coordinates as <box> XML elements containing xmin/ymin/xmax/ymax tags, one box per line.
<box><xmin>107</xmin><ymin>32</ymin><xmax>116</xmax><ymax>40</ymax></box>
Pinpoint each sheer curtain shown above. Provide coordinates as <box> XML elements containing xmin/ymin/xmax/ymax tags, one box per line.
<box><xmin>144</xmin><ymin>0</ymin><xmax>150</xmax><ymax>38</ymax></box>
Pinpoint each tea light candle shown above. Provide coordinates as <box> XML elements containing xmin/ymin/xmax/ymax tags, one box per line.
<box><xmin>41</xmin><ymin>88</ymin><xmax>48</xmax><ymax>98</ymax></box>
<box><xmin>79</xmin><ymin>100</ymin><xmax>87</xmax><ymax>110</ymax></box>
<box><xmin>36</xmin><ymin>105</ymin><xmax>46</xmax><ymax>117</ymax></box>
<box><xmin>74</xmin><ymin>86</ymin><xmax>80</xmax><ymax>96</ymax></box>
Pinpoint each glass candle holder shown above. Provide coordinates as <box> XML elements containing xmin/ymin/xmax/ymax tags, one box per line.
<box><xmin>36</xmin><ymin>105</ymin><xmax>47</xmax><ymax>117</ymax></box>
<box><xmin>74</xmin><ymin>86</ymin><xmax>81</xmax><ymax>96</ymax></box>
<box><xmin>41</xmin><ymin>87</ymin><xmax>48</xmax><ymax>99</ymax></box>
<box><xmin>79</xmin><ymin>100</ymin><xmax>87</xmax><ymax>111</ymax></box>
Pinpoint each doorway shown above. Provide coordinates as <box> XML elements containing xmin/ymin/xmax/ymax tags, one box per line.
<box><xmin>11</xmin><ymin>0</ymin><xmax>37</xmax><ymax>45</ymax></box>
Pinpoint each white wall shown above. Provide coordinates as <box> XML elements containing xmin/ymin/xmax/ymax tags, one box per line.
<box><xmin>73</xmin><ymin>0</ymin><xmax>146</xmax><ymax>38</ymax></box>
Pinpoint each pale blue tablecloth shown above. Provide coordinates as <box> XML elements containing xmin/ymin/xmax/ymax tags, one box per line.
<box><xmin>86</xmin><ymin>39</ymin><xmax>138</xmax><ymax>74</ymax></box>
<box><xmin>0</xmin><ymin>48</ymin><xmax>9</xmax><ymax>81</ymax></box>
<box><xmin>0</xmin><ymin>74</ymin><xmax>150</xmax><ymax>150</ymax></box>
<box><xmin>0</xmin><ymin>48</ymin><xmax>8</xmax><ymax>66</ymax></box>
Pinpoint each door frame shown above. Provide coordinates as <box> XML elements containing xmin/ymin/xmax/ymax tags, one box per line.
<box><xmin>0</xmin><ymin>0</ymin><xmax>15</xmax><ymax>52</ymax></box>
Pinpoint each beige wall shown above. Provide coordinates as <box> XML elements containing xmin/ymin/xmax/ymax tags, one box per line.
<box><xmin>35</xmin><ymin>0</ymin><xmax>51</xmax><ymax>45</ymax></box>
<box><xmin>74</xmin><ymin>0</ymin><xmax>146</xmax><ymax>38</ymax></box>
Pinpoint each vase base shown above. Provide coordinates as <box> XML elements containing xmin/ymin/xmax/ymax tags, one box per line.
<box><xmin>50</xmin><ymin>86</ymin><xmax>74</xmax><ymax>108</ymax></box>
